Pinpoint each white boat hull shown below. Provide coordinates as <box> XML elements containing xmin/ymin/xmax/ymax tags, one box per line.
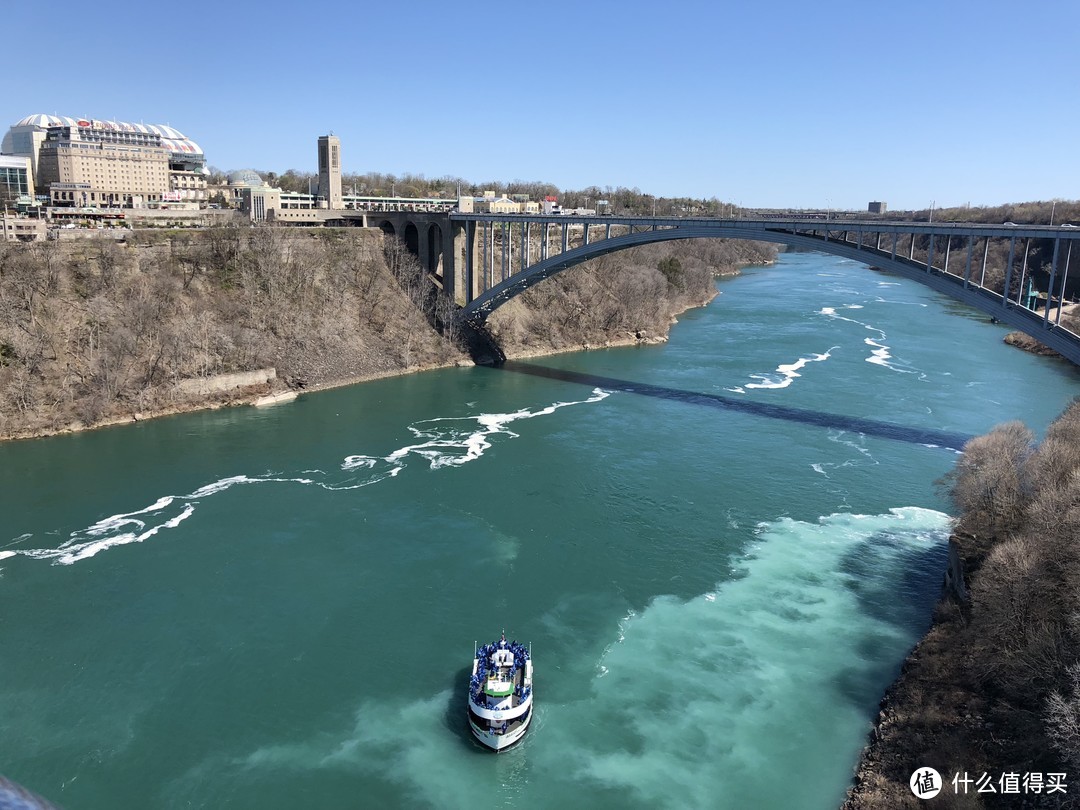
<box><xmin>469</xmin><ymin>707</ymin><xmax>531</xmax><ymax>751</ymax></box>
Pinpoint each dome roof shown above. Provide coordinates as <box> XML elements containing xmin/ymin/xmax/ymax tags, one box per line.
<box><xmin>9</xmin><ymin>114</ymin><xmax>202</xmax><ymax>157</ymax></box>
<box><xmin>227</xmin><ymin>169</ymin><xmax>265</xmax><ymax>187</ymax></box>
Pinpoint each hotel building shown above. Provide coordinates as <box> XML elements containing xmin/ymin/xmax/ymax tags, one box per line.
<box><xmin>2</xmin><ymin>114</ymin><xmax>208</xmax><ymax>208</ymax></box>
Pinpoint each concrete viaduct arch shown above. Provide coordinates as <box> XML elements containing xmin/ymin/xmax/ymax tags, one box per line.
<box><xmin>356</xmin><ymin>212</ymin><xmax>447</xmax><ymax>279</ymax></box>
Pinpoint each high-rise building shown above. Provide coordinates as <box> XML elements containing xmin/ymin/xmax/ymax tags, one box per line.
<box><xmin>2</xmin><ymin>114</ymin><xmax>207</xmax><ymax>207</ymax></box>
<box><xmin>0</xmin><ymin>155</ymin><xmax>34</xmax><ymax>206</ymax></box>
<box><xmin>317</xmin><ymin>134</ymin><xmax>342</xmax><ymax>210</ymax></box>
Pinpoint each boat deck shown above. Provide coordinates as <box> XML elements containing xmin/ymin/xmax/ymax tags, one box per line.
<box><xmin>482</xmin><ymin>666</ymin><xmax>526</xmax><ymax>708</ymax></box>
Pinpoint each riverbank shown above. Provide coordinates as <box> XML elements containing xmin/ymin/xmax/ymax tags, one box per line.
<box><xmin>844</xmin><ymin>404</ymin><xmax>1080</xmax><ymax>809</ymax></box>
<box><xmin>841</xmin><ymin>592</ymin><xmax>991</xmax><ymax>809</ymax></box>
<box><xmin>0</xmin><ymin>283</ymin><xmax>721</xmax><ymax>443</ymax></box>
<box><xmin>0</xmin><ymin>357</ymin><xmax>478</xmax><ymax>443</ymax></box>
<box><xmin>842</xmin><ymin>572</ymin><xmax>1074</xmax><ymax>810</ymax></box>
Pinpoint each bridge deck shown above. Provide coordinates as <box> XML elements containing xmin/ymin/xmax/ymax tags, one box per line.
<box><xmin>432</xmin><ymin>214</ymin><xmax>1080</xmax><ymax>365</ymax></box>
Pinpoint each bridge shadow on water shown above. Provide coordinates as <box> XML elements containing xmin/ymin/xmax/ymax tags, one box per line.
<box><xmin>498</xmin><ymin>361</ymin><xmax>971</xmax><ymax>451</ymax></box>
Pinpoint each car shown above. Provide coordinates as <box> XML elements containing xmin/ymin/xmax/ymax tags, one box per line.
<box><xmin>1061</xmin><ymin>223</ymin><xmax>1077</xmax><ymax>228</ymax></box>
<box><xmin>1004</xmin><ymin>221</ymin><xmax>1017</xmax><ymax>226</ymax></box>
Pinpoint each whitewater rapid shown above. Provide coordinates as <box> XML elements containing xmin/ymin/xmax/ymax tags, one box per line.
<box><xmin>1</xmin><ymin>389</ymin><xmax>610</xmax><ymax>568</ymax></box>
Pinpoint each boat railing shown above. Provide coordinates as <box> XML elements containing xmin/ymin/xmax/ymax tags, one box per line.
<box><xmin>470</xmin><ymin>637</ymin><xmax>531</xmax><ymax>707</ymax></box>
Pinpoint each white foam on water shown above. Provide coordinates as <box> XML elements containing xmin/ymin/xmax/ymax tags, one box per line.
<box><xmin>828</xmin><ymin>286</ymin><xmax>861</xmax><ymax>296</ymax></box>
<box><xmin>820</xmin><ymin>306</ymin><xmax>884</xmax><ymax>335</ymax></box>
<box><xmin>873</xmin><ymin>296</ymin><xmax>928</xmax><ymax>307</ymax></box>
<box><xmin>864</xmin><ymin>337</ymin><xmax>926</xmax><ymax>378</ymax></box>
<box><xmin>742</xmin><ymin>347</ymin><xmax>838</xmax><ymax>390</ymax></box>
<box><xmin>53</xmin><ymin>503</ymin><xmax>198</xmax><ymax>565</ymax></box>
<box><xmin>84</xmin><ymin>496</ymin><xmax>175</xmax><ymax>537</ymax></box>
<box><xmin>821</xmin><ymin>306</ymin><xmax>925</xmax><ymax>377</ymax></box>
<box><xmin>865</xmin><ymin>337</ymin><xmax>893</xmax><ymax>367</ymax></box>
<box><xmin>810</xmin><ymin>431</ymin><xmax>880</xmax><ymax>480</ymax></box>
<box><xmin>532</xmin><ymin>507</ymin><xmax>951</xmax><ymax>808</ymax></box>
<box><xmin>191</xmin><ymin>476</ymin><xmax>251</xmax><ymax>498</ymax></box>
<box><xmin>595</xmin><ymin>609</ymin><xmax>635</xmax><ymax>677</ymax></box>
<box><xmin>830</xmin><ymin>429</ymin><xmax>878</xmax><ymax>461</ymax></box>
<box><xmin>6</xmin><ymin>390</ymin><xmax>611</xmax><ymax>569</ymax></box>
<box><xmin>343</xmin><ymin>388</ymin><xmax>609</xmax><ymax>473</ymax></box>
<box><xmin>922</xmin><ymin>443</ymin><xmax>962</xmax><ymax>455</ymax></box>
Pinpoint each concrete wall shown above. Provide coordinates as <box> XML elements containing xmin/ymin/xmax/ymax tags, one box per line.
<box><xmin>123</xmin><ymin>208</ymin><xmax>243</xmax><ymax>228</ymax></box>
<box><xmin>174</xmin><ymin>368</ymin><xmax>276</xmax><ymax>397</ymax></box>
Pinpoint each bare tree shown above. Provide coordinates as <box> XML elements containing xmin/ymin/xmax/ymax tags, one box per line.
<box><xmin>1046</xmin><ymin>664</ymin><xmax>1080</xmax><ymax>772</ymax></box>
<box><xmin>946</xmin><ymin>421</ymin><xmax>1035</xmax><ymax>549</ymax></box>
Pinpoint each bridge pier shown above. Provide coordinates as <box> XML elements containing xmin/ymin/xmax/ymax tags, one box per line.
<box><xmin>1061</xmin><ymin>243</ymin><xmax>1074</xmax><ymax>325</ymax></box>
<box><xmin>1046</xmin><ymin>239</ymin><xmax>1061</xmax><ymax>326</ymax></box>
<box><xmin>444</xmin><ymin>219</ymin><xmax>480</xmax><ymax>307</ymax></box>
<box><xmin>970</xmin><ymin>237</ymin><xmax>980</xmax><ymax>287</ymax></box>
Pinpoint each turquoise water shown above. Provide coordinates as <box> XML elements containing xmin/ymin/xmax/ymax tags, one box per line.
<box><xmin>2</xmin><ymin>252</ymin><xmax>1077</xmax><ymax>809</ymax></box>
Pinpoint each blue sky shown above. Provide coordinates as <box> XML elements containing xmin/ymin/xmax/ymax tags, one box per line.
<box><xmin>6</xmin><ymin>1</ymin><xmax>1077</xmax><ymax>210</ymax></box>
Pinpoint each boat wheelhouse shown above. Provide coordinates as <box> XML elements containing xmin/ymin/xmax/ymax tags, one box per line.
<box><xmin>467</xmin><ymin>633</ymin><xmax>532</xmax><ymax>751</ymax></box>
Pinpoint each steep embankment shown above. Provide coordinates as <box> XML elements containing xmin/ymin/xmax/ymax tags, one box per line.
<box><xmin>0</xmin><ymin>228</ymin><xmax>464</xmax><ymax>440</ymax></box>
<box><xmin>0</xmin><ymin>228</ymin><xmax>776</xmax><ymax>441</ymax></box>
<box><xmin>844</xmin><ymin>406</ymin><xmax>1080</xmax><ymax>809</ymax></box>
<box><xmin>488</xmin><ymin>238</ymin><xmax>774</xmax><ymax>357</ymax></box>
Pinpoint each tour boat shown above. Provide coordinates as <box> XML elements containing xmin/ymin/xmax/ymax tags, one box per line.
<box><xmin>467</xmin><ymin>633</ymin><xmax>532</xmax><ymax>751</ymax></box>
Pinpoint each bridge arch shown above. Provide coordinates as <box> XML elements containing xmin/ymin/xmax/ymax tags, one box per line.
<box><xmin>378</xmin><ymin>220</ymin><xmax>396</xmax><ymax>237</ymax></box>
<box><xmin>403</xmin><ymin>222</ymin><xmax>420</xmax><ymax>257</ymax></box>
<box><xmin>462</xmin><ymin>226</ymin><xmax>1080</xmax><ymax>364</ymax></box>
<box><xmin>426</xmin><ymin>223</ymin><xmax>443</xmax><ymax>274</ymax></box>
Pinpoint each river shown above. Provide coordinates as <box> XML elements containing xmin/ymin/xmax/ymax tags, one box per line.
<box><xmin>2</xmin><ymin>250</ymin><xmax>1078</xmax><ymax>809</ymax></box>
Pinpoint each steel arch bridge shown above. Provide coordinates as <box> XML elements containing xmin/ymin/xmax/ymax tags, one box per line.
<box><xmin>443</xmin><ymin>214</ymin><xmax>1080</xmax><ymax>365</ymax></box>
